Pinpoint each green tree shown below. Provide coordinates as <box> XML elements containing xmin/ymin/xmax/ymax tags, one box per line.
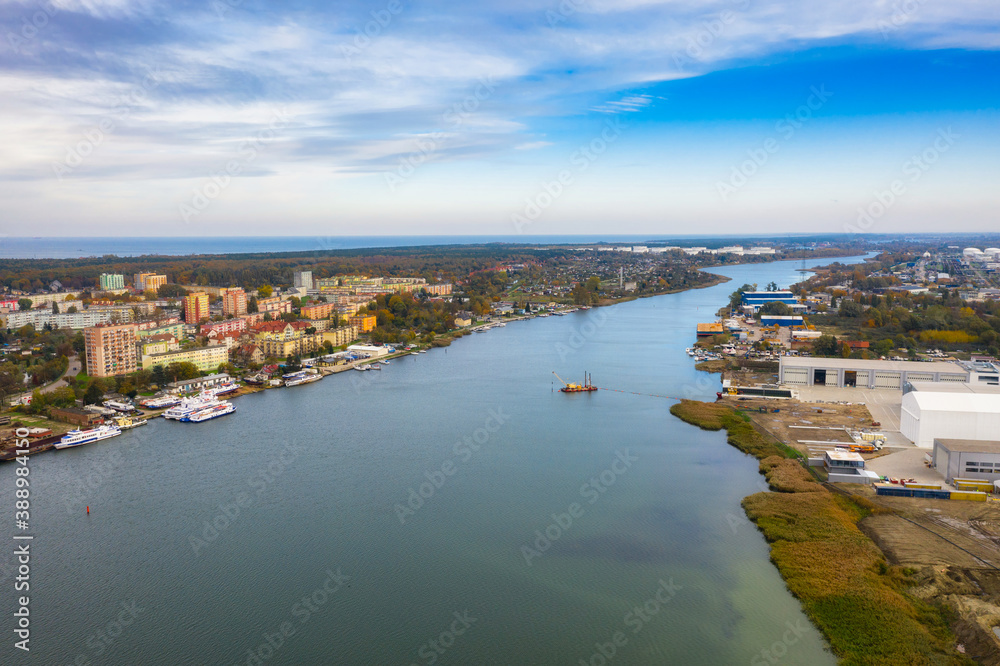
<box><xmin>84</xmin><ymin>381</ymin><xmax>104</xmax><ymax>405</ymax></box>
<box><xmin>812</xmin><ymin>334</ymin><xmax>840</xmax><ymax>357</ymax></box>
<box><xmin>18</xmin><ymin>298</ymin><xmax>33</xmax><ymax>311</ymax></box>
<box><xmin>247</xmin><ymin>295</ymin><xmax>259</xmax><ymax>313</ymax></box>
<box><xmin>758</xmin><ymin>301</ymin><xmax>793</xmax><ymax>316</ymax></box>
<box><xmin>51</xmin><ymin>301</ymin><xmax>60</xmax><ymax>314</ymax></box>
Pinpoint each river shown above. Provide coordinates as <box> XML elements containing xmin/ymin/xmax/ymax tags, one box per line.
<box><xmin>2</xmin><ymin>255</ymin><xmax>869</xmax><ymax>665</ymax></box>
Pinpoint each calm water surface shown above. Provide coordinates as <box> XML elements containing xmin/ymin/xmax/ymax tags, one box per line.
<box><xmin>2</xmin><ymin>256</ymin><xmax>867</xmax><ymax>664</ymax></box>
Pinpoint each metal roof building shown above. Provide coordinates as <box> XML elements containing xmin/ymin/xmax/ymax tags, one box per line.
<box><xmin>901</xmin><ymin>392</ymin><xmax>1000</xmax><ymax>449</ymax></box>
<box><xmin>779</xmin><ymin>356</ymin><xmax>969</xmax><ymax>389</ymax></box>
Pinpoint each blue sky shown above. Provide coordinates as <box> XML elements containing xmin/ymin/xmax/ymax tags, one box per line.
<box><xmin>1</xmin><ymin>0</ymin><xmax>998</xmax><ymax>236</ymax></box>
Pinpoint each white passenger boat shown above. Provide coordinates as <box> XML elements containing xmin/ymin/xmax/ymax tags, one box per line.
<box><xmin>184</xmin><ymin>402</ymin><xmax>236</xmax><ymax>422</ymax></box>
<box><xmin>55</xmin><ymin>425</ymin><xmax>122</xmax><ymax>449</ymax></box>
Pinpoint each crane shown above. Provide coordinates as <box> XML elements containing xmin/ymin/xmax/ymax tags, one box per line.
<box><xmin>552</xmin><ymin>371</ymin><xmax>597</xmax><ymax>393</ymax></box>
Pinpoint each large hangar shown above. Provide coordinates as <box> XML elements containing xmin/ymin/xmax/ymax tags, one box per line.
<box><xmin>901</xmin><ymin>392</ymin><xmax>1000</xmax><ymax>449</ymax></box>
<box><xmin>778</xmin><ymin>357</ymin><xmax>970</xmax><ymax>389</ymax></box>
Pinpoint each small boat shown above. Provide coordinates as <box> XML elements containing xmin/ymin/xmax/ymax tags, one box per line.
<box><xmin>103</xmin><ymin>399</ymin><xmax>135</xmax><ymax>413</ymax></box>
<box><xmin>140</xmin><ymin>395</ymin><xmax>181</xmax><ymax>409</ymax></box>
<box><xmin>354</xmin><ymin>364</ymin><xmax>371</xmax><ymax>371</ymax></box>
<box><xmin>56</xmin><ymin>425</ymin><xmax>122</xmax><ymax>449</ymax></box>
<box><xmin>380</xmin><ymin>360</ymin><xmax>390</xmax><ymax>365</ymax></box>
<box><xmin>283</xmin><ymin>369</ymin><xmax>322</xmax><ymax>386</ymax></box>
<box><xmin>419</xmin><ymin>349</ymin><xmax>427</xmax><ymax>354</ymax></box>
<box><xmin>114</xmin><ymin>415</ymin><xmax>148</xmax><ymax>430</ymax></box>
<box><xmin>207</xmin><ymin>382</ymin><xmax>240</xmax><ymax>396</ymax></box>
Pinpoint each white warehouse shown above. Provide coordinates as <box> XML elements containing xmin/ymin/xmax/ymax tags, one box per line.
<box><xmin>900</xmin><ymin>392</ymin><xmax>1000</xmax><ymax>449</ymax></box>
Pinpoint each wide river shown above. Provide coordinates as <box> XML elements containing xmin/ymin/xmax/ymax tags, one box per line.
<box><xmin>3</xmin><ymin>255</ymin><xmax>868</xmax><ymax>665</ymax></box>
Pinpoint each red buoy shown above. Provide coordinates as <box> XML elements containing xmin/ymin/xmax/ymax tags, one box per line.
<box><xmin>86</xmin><ymin>506</ymin><xmax>90</xmax><ymax>514</ymax></box>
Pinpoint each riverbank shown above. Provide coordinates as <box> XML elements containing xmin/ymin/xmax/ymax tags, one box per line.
<box><xmin>670</xmin><ymin>399</ymin><xmax>972</xmax><ymax>664</ymax></box>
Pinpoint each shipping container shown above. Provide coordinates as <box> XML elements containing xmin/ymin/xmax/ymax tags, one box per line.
<box><xmin>950</xmin><ymin>490</ymin><xmax>988</xmax><ymax>502</ymax></box>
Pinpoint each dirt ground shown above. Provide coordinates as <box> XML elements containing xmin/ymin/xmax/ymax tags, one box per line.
<box><xmin>835</xmin><ymin>486</ymin><xmax>1000</xmax><ymax>662</ymax></box>
<box><xmin>718</xmin><ymin>395</ymin><xmax>876</xmax><ymax>458</ymax></box>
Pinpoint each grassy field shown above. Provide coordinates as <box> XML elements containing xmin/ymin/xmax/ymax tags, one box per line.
<box><xmin>670</xmin><ymin>399</ymin><xmax>972</xmax><ymax>665</ymax></box>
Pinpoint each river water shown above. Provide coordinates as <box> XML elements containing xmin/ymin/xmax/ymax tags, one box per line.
<box><xmin>2</xmin><ymin>255</ymin><xmax>867</xmax><ymax>665</ymax></box>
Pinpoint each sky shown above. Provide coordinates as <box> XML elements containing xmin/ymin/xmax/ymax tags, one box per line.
<box><xmin>1</xmin><ymin>0</ymin><xmax>998</xmax><ymax>237</ymax></box>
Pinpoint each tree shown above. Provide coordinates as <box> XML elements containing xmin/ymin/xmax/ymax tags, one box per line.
<box><xmin>838</xmin><ymin>300</ymin><xmax>864</xmax><ymax>318</ymax></box>
<box><xmin>51</xmin><ymin>301</ymin><xmax>59</xmax><ymax>314</ymax></box>
<box><xmin>84</xmin><ymin>381</ymin><xmax>104</xmax><ymax>405</ymax></box>
<box><xmin>812</xmin><ymin>334</ymin><xmax>840</xmax><ymax>357</ymax></box>
<box><xmin>758</xmin><ymin>301</ymin><xmax>793</xmax><ymax>316</ymax></box>
<box><xmin>258</xmin><ymin>285</ymin><xmax>273</xmax><ymax>299</ymax></box>
<box><xmin>766</xmin><ymin>281</ymin><xmax>779</xmax><ymax>292</ymax></box>
<box><xmin>247</xmin><ymin>295</ymin><xmax>259</xmax><ymax>313</ymax></box>
<box><xmin>67</xmin><ymin>305</ymin><xmax>78</xmax><ymax>313</ymax></box>
<box><xmin>841</xmin><ymin>342</ymin><xmax>852</xmax><ymax>358</ymax></box>
<box><xmin>18</xmin><ymin>298</ymin><xmax>32</xmax><ymax>311</ymax></box>
<box><xmin>151</xmin><ymin>365</ymin><xmax>167</xmax><ymax>387</ymax></box>
<box><xmin>728</xmin><ymin>284</ymin><xmax>754</xmax><ymax>311</ymax></box>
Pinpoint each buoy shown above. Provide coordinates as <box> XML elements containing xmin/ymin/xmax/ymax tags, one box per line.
<box><xmin>86</xmin><ymin>506</ymin><xmax>90</xmax><ymax>514</ymax></box>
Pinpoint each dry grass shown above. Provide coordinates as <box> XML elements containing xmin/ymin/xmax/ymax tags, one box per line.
<box><xmin>759</xmin><ymin>455</ymin><xmax>824</xmax><ymax>493</ymax></box>
<box><xmin>672</xmin><ymin>398</ymin><xmax>971</xmax><ymax>665</ymax></box>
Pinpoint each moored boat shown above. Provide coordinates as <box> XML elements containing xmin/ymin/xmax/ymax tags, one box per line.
<box><xmin>114</xmin><ymin>415</ymin><xmax>148</xmax><ymax>430</ymax></box>
<box><xmin>55</xmin><ymin>425</ymin><xmax>122</xmax><ymax>449</ymax></box>
<box><xmin>184</xmin><ymin>402</ymin><xmax>236</xmax><ymax>422</ymax></box>
<box><xmin>283</xmin><ymin>369</ymin><xmax>322</xmax><ymax>386</ymax></box>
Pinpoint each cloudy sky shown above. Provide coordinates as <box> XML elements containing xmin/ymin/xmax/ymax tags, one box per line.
<box><xmin>1</xmin><ymin>0</ymin><xmax>998</xmax><ymax>237</ymax></box>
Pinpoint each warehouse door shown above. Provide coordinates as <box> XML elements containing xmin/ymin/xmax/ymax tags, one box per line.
<box><xmin>782</xmin><ymin>367</ymin><xmax>809</xmax><ymax>385</ymax></box>
<box><xmin>873</xmin><ymin>371</ymin><xmax>901</xmax><ymax>389</ymax></box>
<box><xmin>813</xmin><ymin>369</ymin><xmax>827</xmax><ymax>386</ymax></box>
<box><xmin>907</xmin><ymin>372</ymin><xmax>935</xmax><ymax>383</ymax></box>
<box><xmin>939</xmin><ymin>374</ymin><xmax>969</xmax><ymax>383</ymax></box>
<box><xmin>844</xmin><ymin>371</ymin><xmax>857</xmax><ymax>387</ymax></box>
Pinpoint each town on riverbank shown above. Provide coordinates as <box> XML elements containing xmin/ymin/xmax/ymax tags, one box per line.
<box><xmin>0</xmin><ymin>237</ymin><xmax>811</xmax><ymax>457</ymax></box>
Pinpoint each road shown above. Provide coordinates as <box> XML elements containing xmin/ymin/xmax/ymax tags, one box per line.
<box><xmin>6</xmin><ymin>355</ymin><xmax>80</xmax><ymax>406</ymax></box>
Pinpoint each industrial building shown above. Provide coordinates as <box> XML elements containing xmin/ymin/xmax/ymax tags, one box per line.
<box><xmin>779</xmin><ymin>357</ymin><xmax>970</xmax><ymax>389</ymax></box>
<box><xmin>900</xmin><ymin>392</ymin><xmax>1000</xmax><ymax>449</ymax></box>
<box><xmin>932</xmin><ymin>439</ymin><xmax>1000</xmax><ymax>484</ymax></box>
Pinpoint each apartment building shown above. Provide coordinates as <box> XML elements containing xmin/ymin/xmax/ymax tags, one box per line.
<box><xmin>84</xmin><ymin>322</ymin><xmax>139</xmax><ymax>377</ymax></box>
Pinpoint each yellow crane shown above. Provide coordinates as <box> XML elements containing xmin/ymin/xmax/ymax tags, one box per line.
<box><xmin>552</xmin><ymin>371</ymin><xmax>597</xmax><ymax>393</ymax></box>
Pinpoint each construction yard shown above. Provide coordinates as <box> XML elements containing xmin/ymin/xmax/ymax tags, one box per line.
<box><xmin>838</xmin><ymin>484</ymin><xmax>1000</xmax><ymax>662</ymax></box>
